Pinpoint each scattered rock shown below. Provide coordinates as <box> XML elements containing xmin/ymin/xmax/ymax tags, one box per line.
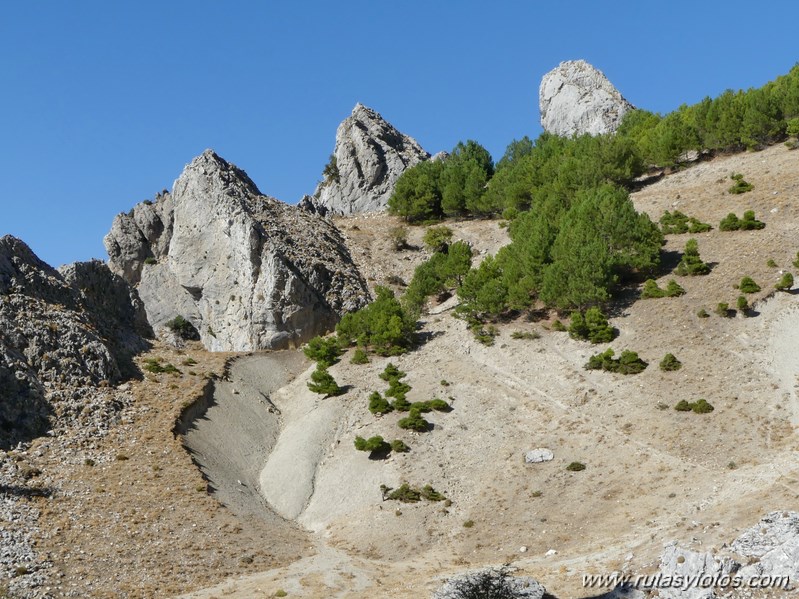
<box><xmin>539</xmin><ymin>59</ymin><xmax>634</xmax><ymax>137</ymax></box>
<box><xmin>524</xmin><ymin>448</ymin><xmax>554</xmax><ymax>463</ymax></box>
<box><xmin>313</xmin><ymin>103</ymin><xmax>430</xmax><ymax>215</ymax></box>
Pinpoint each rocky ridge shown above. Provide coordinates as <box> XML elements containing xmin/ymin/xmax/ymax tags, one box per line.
<box><xmin>105</xmin><ymin>150</ymin><xmax>370</xmax><ymax>352</ymax></box>
<box><xmin>311</xmin><ymin>103</ymin><xmax>430</xmax><ymax>215</ymax></box>
<box><xmin>539</xmin><ymin>59</ymin><xmax>635</xmax><ymax>137</ymax></box>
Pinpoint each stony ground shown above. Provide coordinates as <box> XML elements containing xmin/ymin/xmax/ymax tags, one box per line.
<box><xmin>3</xmin><ymin>143</ymin><xmax>799</xmax><ymax>598</ymax></box>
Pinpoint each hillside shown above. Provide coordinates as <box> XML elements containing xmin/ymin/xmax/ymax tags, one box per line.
<box><xmin>3</xmin><ymin>143</ymin><xmax>797</xmax><ymax>598</ymax></box>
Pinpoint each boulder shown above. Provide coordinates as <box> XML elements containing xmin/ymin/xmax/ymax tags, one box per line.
<box><xmin>313</xmin><ymin>103</ymin><xmax>429</xmax><ymax>215</ymax></box>
<box><xmin>105</xmin><ymin>150</ymin><xmax>370</xmax><ymax>352</ymax></box>
<box><xmin>524</xmin><ymin>448</ymin><xmax>554</xmax><ymax>463</ymax></box>
<box><xmin>539</xmin><ymin>59</ymin><xmax>635</xmax><ymax>137</ymax></box>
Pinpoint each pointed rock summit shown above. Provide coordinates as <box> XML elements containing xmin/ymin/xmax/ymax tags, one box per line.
<box><xmin>312</xmin><ymin>104</ymin><xmax>430</xmax><ymax>215</ymax></box>
<box><xmin>539</xmin><ymin>59</ymin><xmax>635</xmax><ymax>137</ymax></box>
<box><xmin>105</xmin><ymin>150</ymin><xmax>370</xmax><ymax>352</ymax></box>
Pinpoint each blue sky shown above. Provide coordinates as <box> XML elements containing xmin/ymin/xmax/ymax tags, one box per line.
<box><xmin>1</xmin><ymin>1</ymin><xmax>797</xmax><ymax>267</ymax></box>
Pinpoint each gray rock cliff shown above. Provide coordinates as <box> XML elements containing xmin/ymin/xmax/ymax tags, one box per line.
<box><xmin>0</xmin><ymin>236</ymin><xmax>148</xmax><ymax>448</ymax></box>
<box><xmin>539</xmin><ymin>60</ymin><xmax>635</xmax><ymax>137</ymax></box>
<box><xmin>311</xmin><ymin>103</ymin><xmax>429</xmax><ymax>215</ymax></box>
<box><xmin>105</xmin><ymin>150</ymin><xmax>370</xmax><ymax>352</ymax></box>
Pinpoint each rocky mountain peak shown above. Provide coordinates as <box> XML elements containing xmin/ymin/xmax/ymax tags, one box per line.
<box><xmin>539</xmin><ymin>59</ymin><xmax>635</xmax><ymax>137</ymax></box>
<box><xmin>311</xmin><ymin>103</ymin><xmax>430</xmax><ymax>215</ymax></box>
<box><xmin>175</xmin><ymin>149</ymin><xmax>262</xmax><ymax>199</ymax></box>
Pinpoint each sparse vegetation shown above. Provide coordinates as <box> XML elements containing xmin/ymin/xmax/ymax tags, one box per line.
<box><xmin>566</xmin><ymin>461</ymin><xmax>586</xmax><ymax>471</ymax></box>
<box><xmin>585</xmin><ymin>348</ymin><xmax>648</xmax><ymax>374</ymax></box>
<box><xmin>303</xmin><ymin>335</ymin><xmax>342</xmax><ymax>366</ymax></box>
<box><xmin>659</xmin><ymin>353</ymin><xmax>682</xmax><ymax>371</ymax></box>
<box><xmin>737</xmin><ymin>295</ymin><xmax>749</xmax><ymax>313</ymax></box>
<box><xmin>641</xmin><ymin>279</ymin><xmax>686</xmax><ymax>298</ymax></box>
<box><xmin>144</xmin><ymin>256</ymin><xmax>157</xmax><ymax>265</ymax></box>
<box><xmin>675</xmin><ymin>399</ymin><xmax>715</xmax><ymax>413</ymax></box>
<box><xmin>388</xmin><ymin>226</ymin><xmax>409</xmax><ymax>251</ymax></box>
<box><xmin>767</xmin><ymin>258</ymin><xmax>778</xmax><ymax>268</ymax></box>
<box><xmin>354</xmin><ymin>435</ymin><xmax>389</xmax><ymax>454</ymax></box>
<box><xmin>165</xmin><ymin>315</ymin><xmax>200</xmax><ymax>340</ymax></box>
<box><xmin>337</xmin><ymin>286</ymin><xmax>416</xmax><ymax>356</ymax></box>
<box><xmin>675</xmin><ymin>239</ymin><xmax>710</xmax><ymax>276</ymax></box>
<box><xmin>510</xmin><ymin>330</ymin><xmax>540</xmax><ymax>340</ymax></box>
<box><xmin>307</xmin><ymin>365</ymin><xmax>344</xmax><ymax>396</ymax></box>
<box><xmin>422</xmin><ymin>225</ymin><xmax>454</xmax><ymax>252</ymax></box>
<box><xmin>720</xmin><ymin>210</ymin><xmax>765</xmax><ymax>231</ymax></box>
<box><xmin>390</xmin><ymin>439</ymin><xmax>409</xmax><ymax>453</ymax></box>
<box><xmin>728</xmin><ymin>173</ymin><xmax>754</xmax><ymax>194</ymax></box>
<box><xmin>350</xmin><ymin>348</ymin><xmax>369</xmax><ymax>364</ymax></box>
<box><xmin>776</xmin><ymin>272</ymin><xmax>794</xmax><ymax>290</ymax></box>
<box><xmin>715</xmin><ymin>302</ymin><xmax>732</xmax><ymax>317</ymax></box>
<box><xmin>697</xmin><ymin>308</ymin><xmax>710</xmax><ymax>318</ymax></box>
<box><xmin>368</xmin><ymin>391</ymin><xmax>393</xmax><ymax>415</ymax></box>
<box><xmin>568</xmin><ymin>307</ymin><xmax>615</xmax><ymax>343</ymax></box>
<box><xmin>739</xmin><ymin>276</ymin><xmax>761</xmax><ymax>293</ymax></box>
<box><xmin>142</xmin><ymin>358</ymin><xmax>181</xmax><ymax>375</ymax></box>
<box><xmin>659</xmin><ymin>210</ymin><xmax>712</xmax><ymax>234</ymax></box>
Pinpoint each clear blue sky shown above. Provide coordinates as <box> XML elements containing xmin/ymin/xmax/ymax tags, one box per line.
<box><xmin>2</xmin><ymin>1</ymin><xmax>797</xmax><ymax>267</ymax></box>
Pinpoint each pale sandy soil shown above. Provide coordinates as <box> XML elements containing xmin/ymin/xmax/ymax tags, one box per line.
<box><xmin>11</xmin><ymin>144</ymin><xmax>799</xmax><ymax>599</ymax></box>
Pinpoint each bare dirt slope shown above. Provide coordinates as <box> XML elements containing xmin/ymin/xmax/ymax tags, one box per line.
<box><xmin>7</xmin><ymin>143</ymin><xmax>799</xmax><ymax>599</ymax></box>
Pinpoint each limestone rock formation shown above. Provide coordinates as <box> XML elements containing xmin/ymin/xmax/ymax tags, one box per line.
<box><xmin>105</xmin><ymin>150</ymin><xmax>370</xmax><ymax>352</ymax></box>
<box><xmin>312</xmin><ymin>103</ymin><xmax>429</xmax><ymax>215</ymax></box>
<box><xmin>0</xmin><ymin>236</ymin><xmax>148</xmax><ymax>448</ymax></box>
<box><xmin>539</xmin><ymin>59</ymin><xmax>635</xmax><ymax>137</ymax></box>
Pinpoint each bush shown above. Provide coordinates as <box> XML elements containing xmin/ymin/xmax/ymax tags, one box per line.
<box><xmin>368</xmin><ymin>391</ymin><xmax>393</xmax><ymax>415</ymax></box>
<box><xmin>721</xmin><ymin>211</ymin><xmax>765</xmax><ymax>231</ymax></box>
<box><xmin>728</xmin><ymin>173</ymin><xmax>753</xmax><ymax>194</ymax></box>
<box><xmin>143</xmin><ymin>358</ymin><xmax>180</xmax><ymax>375</ymax></box>
<box><xmin>391</xmin><ymin>397</ymin><xmax>412</xmax><ymax>411</ymax></box>
<box><xmin>354</xmin><ymin>435</ymin><xmax>389</xmax><ymax>453</ymax></box>
<box><xmin>767</xmin><ymin>258</ymin><xmax>778</xmax><ymax>268</ymax></box>
<box><xmin>585</xmin><ymin>348</ymin><xmax>647</xmax><ymax>374</ymax></box>
<box><xmin>380</xmin><ymin>363</ymin><xmax>406</xmax><ymax>382</ymax></box>
<box><xmin>675</xmin><ymin>239</ymin><xmax>710</xmax><ymax>276</ymax></box>
<box><xmin>566</xmin><ymin>461</ymin><xmax>586</xmax><ymax>471</ymax></box>
<box><xmin>388</xmin><ymin>226</ymin><xmax>409</xmax><ymax>251</ymax></box>
<box><xmin>665</xmin><ymin>280</ymin><xmax>687</xmax><ymax>297</ymax></box>
<box><xmin>551</xmin><ymin>319</ymin><xmax>567</xmax><ymax>331</ymax></box>
<box><xmin>697</xmin><ymin>308</ymin><xmax>710</xmax><ymax>318</ymax></box>
<box><xmin>422</xmin><ymin>225</ymin><xmax>454</xmax><ymax>252</ymax></box>
<box><xmin>337</xmin><ymin>286</ymin><xmax>415</xmax><ymax>356</ymax></box>
<box><xmin>675</xmin><ymin>399</ymin><xmax>714</xmax><ymax>413</ymax></box>
<box><xmin>776</xmin><ymin>272</ymin><xmax>794</xmax><ymax>291</ymax></box>
<box><xmin>166</xmin><ymin>315</ymin><xmax>200</xmax><ymax>340</ymax></box>
<box><xmin>642</xmin><ymin>279</ymin><xmax>686</xmax><ymax>299</ymax></box>
<box><xmin>510</xmin><ymin>330</ymin><xmax>540</xmax><ymax>340</ymax></box>
<box><xmin>398</xmin><ymin>409</ymin><xmax>430</xmax><ymax>432</ymax></box>
<box><xmin>470</xmin><ymin>323</ymin><xmax>498</xmax><ymax>346</ymax></box>
<box><xmin>793</xmin><ymin>253</ymin><xmax>799</xmax><ymax>269</ymax></box>
<box><xmin>674</xmin><ymin>400</ymin><xmax>693</xmax><ymax>412</ymax></box>
<box><xmin>303</xmin><ymin>335</ymin><xmax>342</xmax><ymax>366</ymax></box>
<box><xmin>719</xmin><ymin>212</ymin><xmax>741</xmax><ymax>231</ymax></box>
<box><xmin>350</xmin><ymin>348</ymin><xmax>369</xmax><ymax>364</ymax></box>
<box><xmin>390</xmin><ymin>439</ymin><xmax>409</xmax><ymax>453</ymax></box>
<box><xmin>715</xmin><ymin>302</ymin><xmax>731</xmax><ymax>317</ymax></box>
<box><xmin>442</xmin><ymin>566</ymin><xmax>524</xmax><ymax>599</ymax></box>
<box><xmin>659</xmin><ymin>210</ymin><xmax>712</xmax><ymax>234</ymax></box>
<box><xmin>736</xmin><ymin>295</ymin><xmax>749</xmax><ymax>313</ymax></box>
<box><xmin>420</xmin><ymin>484</ymin><xmax>447</xmax><ymax>501</ymax></box>
<box><xmin>386</xmin><ymin>483</ymin><xmax>421</xmax><ymax>503</ymax></box>
<box><xmin>659</xmin><ymin>353</ymin><xmax>682</xmax><ymax>371</ymax></box>
<box><xmin>144</xmin><ymin>256</ymin><xmax>157</xmax><ymax>265</ymax></box>
<box><xmin>739</xmin><ymin>276</ymin><xmax>761</xmax><ymax>293</ymax></box>
<box><xmin>307</xmin><ymin>365</ymin><xmax>344</xmax><ymax>396</ymax></box>
<box><xmin>569</xmin><ymin>307</ymin><xmax>615</xmax><ymax>343</ymax></box>
<box><xmin>322</xmin><ymin>154</ymin><xmax>340</xmax><ymax>183</ymax></box>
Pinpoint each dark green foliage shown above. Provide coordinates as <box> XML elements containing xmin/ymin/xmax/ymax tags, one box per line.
<box><xmin>386</xmin><ymin>483</ymin><xmax>421</xmax><ymax>503</ymax></box>
<box><xmin>737</xmin><ymin>295</ymin><xmax>749</xmax><ymax>313</ymax></box>
<box><xmin>675</xmin><ymin>239</ymin><xmax>710</xmax><ymax>276</ymax></box>
<box><xmin>422</xmin><ymin>225</ymin><xmax>454</xmax><ymax>252</ymax></box>
<box><xmin>675</xmin><ymin>399</ymin><xmax>715</xmax><ymax>413</ymax></box>
<box><xmin>398</xmin><ymin>409</ymin><xmax>430</xmax><ymax>432</ymax></box>
<box><xmin>307</xmin><ymin>365</ymin><xmax>343</xmax><ymax>396</ymax></box>
<box><xmin>659</xmin><ymin>353</ymin><xmax>682</xmax><ymax>371</ymax></box>
<box><xmin>728</xmin><ymin>173</ymin><xmax>754</xmax><ymax>194</ymax></box>
<box><xmin>643</xmin><ymin>278</ymin><xmax>687</xmax><ymax>298</ymax></box>
<box><xmin>386</xmin><ymin>379</ymin><xmax>411</xmax><ymax>400</ymax></box>
<box><xmin>404</xmin><ymin>241</ymin><xmax>472</xmax><ymax>312</ymax></box>
<box><xmin>166</xmin><ymin>315</ymin><xmax>200</xmax><ymax>340</ymax></box>
<box><xmin>354</xmin><ymin>435</ymin><xmax>388</xmax><ymax>453</ymax></box>
<box><xmin>456</xmin><ymin>255</ymin><xmax>509</xmax><ymax>319</ymax></box>
<box><xmin>411</xmin><ymin>399</ymin><xmax>451</xmax><ymax>413</ymax></box>
<box><xmin>776</xmin><ymin>272</ymin><xmax>794</xmax><ymax>290</ymax></box>
<box><xmin>368</xmin><ymin>391</ymin><xmax>393</xmax><ymax>415</ymax></box>
<box><xmin>568</xmin><ymin>307</ymin><xmax>615</xmax><ymax>343</ymax></box>
<box><xmin>350</xmin><ymin>348</ymin><xmax>369</xmax><ymax>365</ymax></box>
<box><xmin>665</xmin><ymin>280</ymin><xmax>687</xmax><ymax>297</ymax></box>
<box><xmin>697</xmin><ymin>308</ymin><xmax>710</xmax><ymax>318</ymax></box>
<box><xmin>767</xmin><ymin>258</ymin><xmax>778</xmax><ymax>268</ymax></box>
<box><xmin>720</xmin><ymin>211</ymin><xmax>765</xmax><ymax>231</ymax></box>
<box><xmin>143</xmin><ymin>358</ymin><xmax>180</xmax><ymax>375</ymax></box>
<box><xmin>380</xmin><ymin>363</ymin><xmax>406</xmax><ymax>383</ymax></box>
<box><xmin>551</xmin><ymin>319</ymin><xmax>567</xmax><ymax>331</ymax></box>
<box><xmin>303</xmin><ymin>335</ymin><xmax>342</xmax><ymax>366</ymax></box>
<box><xmin>390</xmin><ymin>439</ymin><xmax>409</xmax><ymax>453</ymax></box>
<box><xmin>659</xmin><ymin>210</ymin><xmax>712</xmax><ymax>234</ymax></box>
<box><xmin>715</xmin><ymin>302</ymin><xmax>731</xmax><ymax>317</ymax></box>
<box><xmin>420</xmin><ymin>485</ymin><xmax>447</xmax><ymax>501</ymax></box>
<box><xmin>391</xmin><ymin>397</ymin><xmax>412</xmax><ymax>411</ymax></box>
<box><xmin>585</xmin><ymin>348</ymin><xmax>648</xmax><ymax>374</ymax></box>
<box><xmin>322</xmin><ymin>154</ymin><xmax>339</xmax><ymax>183</ymax></box>
<box><xmin>387</xmin><ymin>159</ymin><xmax>445</xmax><ymax>222</ymax></box>
<box><xmin>510</xmin><ymin>330</ymin><xmax>540</xmax><ymax>340</ymax></box>
<box><xmin>739</xmin><ymin>276</ymin><xmax>761</xmax><ymax>293</ymax></box>
<box><xmin>566</xmin><ymin>462</ymin><xmax>586</xmax><ymax>472</ymax></box>
<box><xmin>336</xmin><ymin>286</ymin><xmax>415</xmax><ymax>356</ymax></box>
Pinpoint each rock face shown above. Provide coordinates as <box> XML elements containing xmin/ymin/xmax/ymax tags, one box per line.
<box><xmin>0</xmin><ymin>236</ymin><xmax>148</xmax><ymax>448</ymax></box>
<box><xmin>539</xmin><ymin>60</ymin><xmax>635</xmax><ymax>137</ymax></box>
<box><xmin>105</xmin><ymin>150</ymin><xmax>370</xmax><ymax>352</ymax></box>
<box><xmin>311</xmin><ymin>103</ymin><xmax>429</xmax><ymax>215</ymax></box>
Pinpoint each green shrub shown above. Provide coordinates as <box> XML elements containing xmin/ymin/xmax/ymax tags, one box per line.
<box><xmin>350</xmin><ymin>348</ymin><xmax>369</xmax><ymax>364</ymax></box>
<box><xmin>719</xmin><ymin>212</ymin><xmax>741</xmax><ymax>231</ymax></box>
<box><xmin>420</xmin><ymin>485</ymin><xmax>447</xmax><ymax>501</ymax></box>
<box><xmin>674</xmin><ymin>400</ymin><xmax>693</xmax><ymax>412</ymax></box>
<box><xmin>307</xmin><ymin>365</ymin><xmax>344</xmax><ymax>396</ymax></box>
<box><xmin>390</xmin><ymin>439</ymin><xmax>409</xmax><ymax>453</ymax></box>
<box><xmin>767</xmin><ymin>258</ymin><xmax>778</xmax><ymax>268</ymax></box>
<box><xmin>692</xmin><ymin>399</ymin><xmax>715</xmax><ymax>413</ymax></box>
<box><xmin>793</xmin><ymin>253</ymin><xmax>799</xmax><ymax>269</ymax></box>
<box><xmin>675</xmin><ymin>239</ymin><xmax>710</xmax><ymax>276</ymax></box>
<box><xmin>470</xmin><ymin>323</ymin><xmax>498</xmax><ymax>346</ymax></box>
<box><xmin>323</xmin><ymin>153</ymin><xmax>340</xmax><ymax>183</ymax></box>
<box><xmin>380</xmin><ymin>363</ymin><xmax>406</xmax><ymax>382</ymax></box>
<box><xmin>144</xmin><ymin>256</ymin><xmax>157</xmax><ymax>265</ymax></box>
<box><xmin>697</xmin><ymin>308</ymin><xmax>710</xmax><ymax>318</ymax></box>
<box><xmin>386</xmin><ymin>483</ymin><xmax>421</xmax><ymax>503</ymax></box>
<box><xmin>728</xmin><ymin>173</ymin><xmax>754</xmax><ymax>194</ymax></box>
<box><xmin>740</xmin><ymin>210</ymin><xmax>766</xmax><ymax>230</ymax></box>
<box><xmin>398</xmin><ymin>409</ymin><xmax>430</xmax><ymax>432</ymax></box>
<box><xmin>566</xmin><ymin>462</ymin><xmax>586</xmax><ymax>471</ymax></box>
<box><xmin>303</xmin><ymin>335</ymin><xmax>342</xmax><ymax>366</ymax></box>
<box><xmin>569</xmin><ymin>307</ymin><xmax>615</xmax><ymax>343</ymax></box>
<box><xmin>551</xmin><ymin>319</ymin><xmax>567</xmax><ymax>331</ymax></box>
<box><xmin>715</xmin><ymin>302</ymin><xmax>731</xmax><ymax>317</ymax></box>
<box><xmin>739</xmin><ymin>276</ymin><xmax>761</xmax><ymax>293</ymax></box>
<box><xmin>368</xmin><ymin>391</ymin><xmax>393</xmax><ymax>415</ymax></box>
<box><xmin>776</xmin><ymin>272</ymin><xmax>794</xmax><ymax>291</ymax></box>
<box><xmin>391</xmin><ymin>396</ymin><xmax>412</xmax><ymax>411</ymax></box>
<box><xmin>659</xmin><ymin>353</ymin><xmax>682</xmax><ymax>371</ymax></box>
<box><xmin>422</xmin><ymin>225</ymin><xmax>454</xmax><ymax>252</ymax></box>
<box><xmin>642</xmin><ymin>279</ymin><xmax>686</xmax><ymax>299</ymax></box>
<box><xmin>585</xmin><ymin>348</ymin><xmax>647</xmax><ymax>374</ymax></box>
<box><xmin>511</xmin><ymin>330</ymin><xmax>541</xmax><ymax>340</ymax></box>
<box><xmin>388</xmin><ymin>226</ymin><xmax>408</xmax><ymax>251</ymax></box>
<box><xmin>463</xmin><ymin>519</ymin><xmax>475</xmax><ymax>528</ymax></box>
<box><xmin>165</xmin><ymin>315</ymin><xmax>200</xmax><ymax>340</ymax></box>
<box><xmin>665</xmin><ymin>280</ymin><xmax>686</xmax><ymax>297</ymax></box>
<box><xmin>337</xmin><ymin>286</ymin><xmax>415</xmax><ymax>356</ymax></box>
<box><xmin>417</xmin><ymin>399</ymin><xmax>452</xmax><ymax>412</ymax></box>
<box><xmin>659</xmin><ymin>210</ymin><xmax>712</xmax><ymax>235</ymax></box>
<box><xmin>736</xmin><ymin>295</ymin><xmax>749</xmax><ymax>313</ymax></box>
<box><xmin>143</xmin><ymin>358</ymin><xmax>181</xmax><ymax>375</ymax></box>
<box><xmin>354</xmin><ymin>435</ymin><xmax>389</xmax><ymax>453</ymax></box>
